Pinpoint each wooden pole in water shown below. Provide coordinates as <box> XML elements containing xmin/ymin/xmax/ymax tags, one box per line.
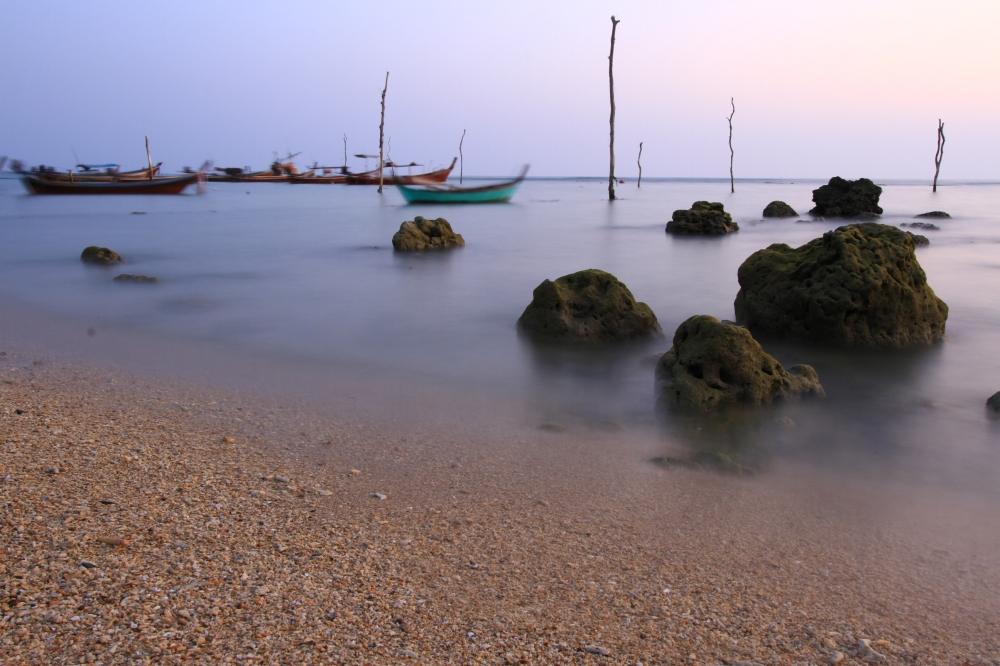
<box><xmin>727</xmin><ymin>98</ymin><xmax>735</xmax><ymax>193</ymax></box>
<box><xmin>608</xmin><ymin>15</ymin><xmax>620</xmax><ymax>201</ymax></box>
<box><xmin>145</xmin><ymin>135</ymin><xmax>154</xmax><ymax>180</ymax></box>
<box><xmin>637</xmin><ymin>141</ymin><xmax>643</xmax><ymax>188</ymax></box>
<box><xmin>342</xmin><ymin>134</ymin><xmax>348</xmax><ymax>169</ymax></box>
<box><xmin>378</xmin><ymin>72</ymin><xmax>389</xmax><ymax>194</ymax></box>
<box><xmin>459</xmin><ymin>129</ymin><xmax>466</xmax><ymax>184</ymax></box>
<box><xmin>932</xmin><ymin>119</ymin><xmax>945</xmax><ymax>193</ymax></box>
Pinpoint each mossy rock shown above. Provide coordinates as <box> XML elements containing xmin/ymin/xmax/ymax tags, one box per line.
<box><xmin>518</xmin><ymin>269</ymin><xmax>660</xmax><ymax>343</ymax></box>
<box><xmin>809</xmin><ymin>177</ymin><xmax>882</xmax><ymax>218</ymax></box>
<box><xmin>81</xmin><ymin>246</ymin><xmax>122</xmax><ymax>265</ymax></box>
<box><xmin>762</xmin><ymin>201</ymin><xmax>798</xmax><ymax>218</ymax></box>
<box><xmin>666</xmin><ymin>201</ymin><xmax>738</xmax><ymax>235</ymax></box>
<box><xmin>655</xmin><ymin>315</ymin><xmax>823</xmax><ymax>413</ymax></box>
<box><xmin>392</xmin><ymin>216</ymin><xmax>464</xmax><ymax>252</ymax></box>
<box><xmin>734</xmin><ymin>223</ymin><xmax>948</xmax><ymax>347</ymax></box>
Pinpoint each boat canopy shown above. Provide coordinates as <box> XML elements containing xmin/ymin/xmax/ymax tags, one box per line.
<box><xmin>76</xmin><ymin>163</ymin><xmax>120</xmax><ymax>170</ymax></box>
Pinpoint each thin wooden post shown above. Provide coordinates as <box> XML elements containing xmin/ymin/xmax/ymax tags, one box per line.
<box><xmin>378</xmin><ymin>71</ymin><xmax>389</xmax><ymax>194</ymax></box>
<box><xmin>459</xmin><ymin>129</ymin><xmax>466</xmax><ymax>184</ymax></box>
<box><xmin>342</xmin><ymin>134</ymin><xmax>348</xmax><ymax>168</ymax></box>
<box><xmin>932</xmin><ymin>119</ymin><xmax>945</xmax><ymax>193</ymax></box>
<box><xmin>637</xmin><ymin>141</ymin><xmax>643</xmax><ymax>188</ymax></box>
<box><xmin>608</xmin><ymin>15</ymin><xmax>620</xmax><ymax>201</ymax></box>
<box><xmin>727</xmin><ymin>98</ymin><xmax>735</xmax><ymax>193</ymax></box>
<box><xmin>145</xmin><ymin>135</ymin><xmax>154</xmax><ymax>180</ymax></box>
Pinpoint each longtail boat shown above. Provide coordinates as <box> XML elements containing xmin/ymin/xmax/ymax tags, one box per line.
<box><xmin>31</xmin><ymin>163</ymin><xmax>163</xmax><ymax>183</ymax></box>
<box><xmin>344</xmin><ymin>158</ymin><xmax>457</xmax><ymax>185</ymax></box>
<box><xmin>205</xmin><ymin>156</ymin><xmax>310</xmax><ymax>182</ymax></box>
<box><xmin>22</xmin><ymin>173</ymin><xmax>200</xmax><ymax>195</ymax></box>
<box><xmin>396</xmin><ymin>166</ymin><xmax>528</xmax><ymax>204</ymax></box>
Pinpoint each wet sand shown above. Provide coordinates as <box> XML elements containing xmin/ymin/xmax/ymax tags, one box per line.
<box><xmin>2</xmin><ymin>349</ymin><xmax>999</xmax><ymax>664</ymax></box>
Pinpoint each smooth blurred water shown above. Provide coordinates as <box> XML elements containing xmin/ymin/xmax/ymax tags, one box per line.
<box><xmin>1</xmin><ymin>177</ymin><xmax>998</xmax><ymax>490</ymax></box>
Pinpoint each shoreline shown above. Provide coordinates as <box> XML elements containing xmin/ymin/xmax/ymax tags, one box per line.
<box><xmin>2</xmin><ymin>347</ymin><xmax>999</xmax><ymax>663</ymax></box>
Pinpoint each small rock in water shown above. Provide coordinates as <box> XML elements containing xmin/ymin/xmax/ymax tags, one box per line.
<box><xmin>371</xmin><ymin>492</ymin><xmax>387</xmax><ymax>501</ymax></box>
<box><xmin>580</xmin><ymin>645</ymin><xmax>610</xmax><ymax>657</ymax></box>
<box><xmin>900</xmin><ymin>221</ymin><xmax>940</xmax><ymax>231</ymax></box>
<box><xmin>129</xmin><ymin>211</ymin><xmax>146</xmax><ymax>215</ymax></box>
<box><xmin>113</xmin><ymin>273</ymin><xmax>158</xmax><ymax>284</ymax></box>
<box><xmin>80</xmin><ymin>246</ymin><xmax>122</xmax><ymax>265</ymax></box>
<box><xmin>986</xmin><ymin>391</ymin><xmax>1000</xmax><ymax>415</ymax></box>
<box><xmin>915</xmin><ymin>210</ymin><xmax>950</xmax><ymax>219</ymax></box>
<box><xmin>762</xmin><ymin>200</ymin><xmax>798</xmax><ymax>218</ymax></box>
<box><xmin>906</xmin><ymin>232</ymin><xmax>930</xmax><ymax>247</ymax></box>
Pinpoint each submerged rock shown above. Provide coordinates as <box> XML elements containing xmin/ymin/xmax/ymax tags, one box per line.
<box><xmin>80</xmin><ymin>246</ymin><xmax>122</xmax><ymax>265</ymax></box>
<box><xmin>666</xmin><ymin>201</ymin><xmax>739</xmax><ymax>235</ymax></box>
<box><xmin>987</xmin><ymin>391</ymin><xmax>1000</xmax><ymax>416</ymax></box>
<box><xmin>735</xmin><ymin>223</ymin><xmax>948</xmax><ymax>347</ymax></box>
<box><xmin>391</xmin><ymin>216</ymin><xmax>464</xmax><ymax>252</ymax></box>
<box><xmin>900</xmin><ymin>222</ymin><xmax>940</xmax><ymax>231</ymax></box>
<box><xmin>906</xmin><ymin>232</ymin><xmax>930</xmax><ymax>247</ymax></box>
<box><xmin>915</xmin><ymin>210</ymin><xmax>950</xmax><ymax>219</ymax></box>
<box><xmin>656</xmin><ymin>315</ymin><xmax>823</xmax><ymax>412</ymax></box>
<box><xmin>517</xmin><ymin>269</ymin><xmax>660</xmax><ymax>343</ymax></box>
<box><xmin>809</xmin><ymin>177</ymin><xmax>883</xmax><ymax>218</ymax></box>
<box><xmin>762</xmin><ymin>201</ymin><xmax>798</xmax><ymax>218</ymax></box>
<box><xmin>113</xmin><ymin>273</ymin><xmax>158</xmax><ymax>284</ymax></box>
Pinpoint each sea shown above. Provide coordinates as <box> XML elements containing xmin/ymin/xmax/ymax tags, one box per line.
<box><xmin>1</xmin><ymin>176</ymin><xmax>998</xmax><ymax>494</ymax></box>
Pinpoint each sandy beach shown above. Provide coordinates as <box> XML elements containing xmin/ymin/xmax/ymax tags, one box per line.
<box><xmin>2</xmin><ymin>346</ymin><xmax>998</xmax><ymax>665</ymax></box>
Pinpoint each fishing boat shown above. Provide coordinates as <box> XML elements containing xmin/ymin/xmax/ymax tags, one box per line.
<box><xmin>343</xmin><ymin>158</ymin><xmax>457</xmax><ymax>185</ymax></box>
<box><xmin>206</xmin><ymin>154</ymin><xmax>310</xmax><ymax>182</ymax></box>
<box><xmin>22</xmin><ymin>173</ymin><xmax>200</xmax><ymax>195</ymax></box>
<box><xmin>29</xmin><ymin>163</ymin><xmax>163</xmax><ymax>182</ymax></box>
<box><xmin>396</xmin><ymin>167</ymin><xmax>528</xmax><ymax>204</ymax></box>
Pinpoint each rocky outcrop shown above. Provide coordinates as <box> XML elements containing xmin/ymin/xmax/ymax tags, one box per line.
<box><xmin>809</xmin><ymin>177</ymin><xmax>883</xmax><ymax>218</ymax></box>
<box><xmin>734</xmin><ymin>223</ymin><xmax>948</xmax><ymax>348</ymax></box>
<box><xmin>916</xmin><ymin>211</ymin><xmax>950</xmax><ymax>219</ymax></box>
<box><xmin>113</xmin><ymin>274</ymin><xmax>158</xmax><ymax>284</ymax></box>
<box><xmin>80</xmin><ymin>246</ymin><xmax>122</xmax><ymax>265</ymax></box>
<box><xmin>762</xmin><ymin>201</ymin><xmax>798</xmax><ymax>218</ymax></box>
<box><xmin>901</xmin><ymin>222</ymin><xmax>940</xmax><ymax>231</ymax></box>
<box><xmin>987</xmin><ymin>391</ymin><xmax>1000</xmax><ymax>416</ymax></box>
<box><xmin>517</xmin><ymin>269</ymin><xmax>660</xmax><ymax>343</ymax></box>
<box><xmin>391</xmin><ymin>216</ymin><xmax>464</xmax><ymax>252</ymax></box>
<box><xmin>666</xmin><ymin>201</ymin><xmax>738</xmax><ymax>235</ymax></box>
<box><xmin>656</xmin><ymin>315</ymin><xmax>823</xmax><ymax>412</ymax></box>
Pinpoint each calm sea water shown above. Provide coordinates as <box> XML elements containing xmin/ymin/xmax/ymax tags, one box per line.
<box><xmin>1</xmin><ymin>177</ymin><xmax>998</xmax><ymax>490</ymax></box>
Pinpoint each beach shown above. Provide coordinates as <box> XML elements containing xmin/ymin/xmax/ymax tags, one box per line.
<box><xmin>3</xmin><ymin>346</ymin><xmax>999</xmax><ymax>664</ymax></box>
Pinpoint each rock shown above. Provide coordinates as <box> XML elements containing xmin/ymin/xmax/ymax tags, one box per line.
<box><xmin>762</xmin><ymin>201</ymin><xmax>798</xmax><ymax>218</ymax></box>
<box><xmin>906</xmin><ymin>232</ymin><xmax>930</xmax><ymax>247</ymax></box>
<box><xmin>517</xmin><ymin>269</ymin><xmax>660</xmax><ymax>343</ymax></box>
<box><xmin>580</xmin><ymin>645</ymin><xmax>610</xmax><ymax>657</ymax></box>
<box><xmin>855</xmin><ymin>638</ymin><xmax>887</xmax><ymax>663</ymax></box>
<box><xmin>809</xmin><ymin>177</ymin><xmax>883</xmax><ymax>218</ymax></box>
<box><xmin>666</xmin><ymin>201</ymin><xmax>739</xmax><ymax>235</ymax></box>
<box><xmin>656</xmin><ymin>315</ymin><xmax>824</xmax><ymax>412</ymax></box>
<box><xmin>371</xmin><ymin>492</ymin><xmax>387</xmax><ymax>500</ymax></box>
<box><xmin>113</xmin><ymin>274</ymin><xmax>158</xmax><ymax>284</ymax></box>
<box><xmin>734</xmin><ymin>223</ymin><xmax>949</xmax><ymax>347</ymax></box>
<box><xmin>391</xmin><ymin>216</ymin><xmax>464</xmax><ymax>252</ymax></box>
<box><xmin>987</xmin><ymin>391</ymin><xmax>1000</xmax><ymax>415</ymax></box>
<box><xmin>79</xmin><ymin>560</ymin><xmax>97</xmax><ymax>569</ymax></box>
<box><xmin>80</xmin><ymin>246</ymin><xmax>122</xmax><ymax>265</ymax></box>
<box><xmin>900</xmin><ymin>222</ymin><xmax>940</xmax><ymax>231</ymax></box>
<box><xmin>916</xmin><ymin>210</ymin><xmax>950</xmax><ymax>219</ymax></box>
<box><xmin>827</xmin><ymin>651</ymin><xmax>845</xmax><ymax>664</ymax></box>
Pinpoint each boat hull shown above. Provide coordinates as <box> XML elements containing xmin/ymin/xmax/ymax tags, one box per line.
<box><xmin>397</xmin><ymin>182</ymin><xmax>521</xmax><ymax>204</ymax></box>
<box><xmin>344</xmin><ymin>158</ymin><xmax>457</xmax><ymax>185</ymax></box>
<box><xmin>31</xmin><ymin>164</ymin><xmax>162</xmax><ymax>183</ymax></box>
<box><xmin>22</xmin><ymin>174</ymin><xmax>199</xmax><ymax>195</ymax></box>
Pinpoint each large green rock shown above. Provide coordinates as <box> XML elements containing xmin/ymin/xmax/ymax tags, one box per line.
<box><xmin>517</xmin><ymin>269</ymin><xmax>660</xmax><ymax>342</ymax></box>
<box><xmin>666</xmin><ymin>201</ymin><xmax>738</xmax><ymax>235</ymax></box>
<box><xmin>809</xmin><ymin>177</ymin><xmax>883</xmax><ymax>218</ymax></box>
<box><xmin>392</xmin><ymin>216</ymin><xmax>464</xmax><ymax>252</ymax></box>
<box><xmin>80</xmin><ymin>246</ymin><xmax>122</xmax><ymax>265</ymax></box>
<box><xmin>656</xmin><ymin>315</ymin><xmax>823</xmax><ymax>412</ymax></box>
<box><xmin>734</xmin><ymin>223</ymin><xmax>948</xmax><ymax>347</ymax></box>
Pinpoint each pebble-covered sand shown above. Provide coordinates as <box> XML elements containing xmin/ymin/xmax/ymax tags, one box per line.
<box><xmin>2</xmin><ymin>350</ymin><xmax>999</xmax><ymax>664</ymax></box>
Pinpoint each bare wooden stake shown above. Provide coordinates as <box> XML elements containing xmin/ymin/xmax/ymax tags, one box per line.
<box><xmin>342</xmin><ymin>134</ymin><xmax>348</xmax><ymax>167</ymax></box>
<box><xmin>727</xmin><ymin>98</ymin><xmax>735</xmax><ymax>193</ymax></box>
<box><xmin>608</xmin><ymin>15</ymin><xmax>621</xmax><ymax>201</ymax></box>
<box><xmin>378</xmin><ymin>71</ymin><xmax>389</xmax><ymax>194</ymax></box>
<box><xmin>637</xmin><ymin>141</ymin><xmax>643</xmax><ymax>188</ymax></box>
<box><xmin>144</xmin><ymin>135</ymin><xmax>154</xmax><ymax>180</ymax></box>
<box><xmin>932</xmin><ymin>119</ymin><xmax>945</xmax><ymax>193</ymax></box>
<box><xmin>459</xmin><ymin>129</ymin><xmax>466</xmax><ymax>184</ymax></box>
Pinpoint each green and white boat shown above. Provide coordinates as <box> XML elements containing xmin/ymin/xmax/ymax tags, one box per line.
<box><xmin>396</xmin><ymin>166</ymin><xmax>528</xmax><ymax>204</ymax></box>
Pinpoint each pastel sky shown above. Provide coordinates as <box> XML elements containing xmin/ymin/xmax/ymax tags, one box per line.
<box><xmin>3</xmin><ymin>1</ymin><xmax>999</xmax><ymax>179</ymax></box>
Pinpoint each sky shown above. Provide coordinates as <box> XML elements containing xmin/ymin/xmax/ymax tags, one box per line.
<box><xmin>3</xmin><ymin>0</ymin><xmax>1000</xmax><ymax>179</ymax></box>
